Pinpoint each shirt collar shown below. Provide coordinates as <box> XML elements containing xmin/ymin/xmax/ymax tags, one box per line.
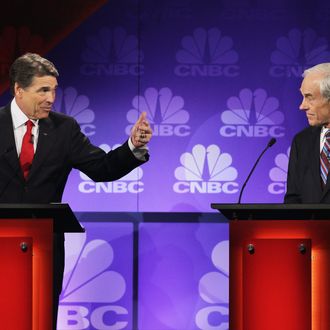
<box><xmin>321</xmin><ymin>126</ymin><xmax>330</xmax><ymax>134</ymax></box>
<box><xmin>10</xmin><ymin>98</ymin><xmax>39</xmax><ymax>129</ymax></box>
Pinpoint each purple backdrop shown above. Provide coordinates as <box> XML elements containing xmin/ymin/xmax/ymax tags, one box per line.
<box><xmin>58</xmin><ymin>222</ymin><xmax>134</xmax><ymax>329</ymax></box>
<box><xmin>57</xmin><ymin>219</ymin><xmax>228</xmax><ymax>330</ymax></box>
<box><xmin>1</xmin><ymin>1</ymin><xmax>329</xmax><ymax>212</ymax></box>
<box><xmin>138</xmin><ymin>222</ymin><xmax>228</xmax><ymax>330</ymax></box>
<box><xmin>0</xmin><ymin>1</ymin><xmax>329</xmax><ymax>329</ymax></box>
<box><xmin>41</xmin><ymin>0</ymin><xmax>330</xmax><ymax>212</ymax></box>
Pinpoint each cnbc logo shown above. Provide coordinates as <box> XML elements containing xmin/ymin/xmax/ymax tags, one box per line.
<box><xmin>80</xmin><ymin>26</ymin><xmax>144</xmax><ymax>76</ymax></box>
<box><xmin>126</xmin><ymin>87</ymin><xmax>190</xmax><ymax>137</ymax></box>
<box><xmin>174</xmin><ymin>27</ymin><xmax>240</xmax><ymax>77</ymax></box>
<box><xmin>269</xmin><ymin>28</ymin><xmax>330</xmax><ymax>78</ymax></box>
<box><xmin>78</xmin><ymin>144</ymin><xmax>144</xmax><ymax>194</ymax></box>
<box><xmin>268</xmin><ymin>147</ymin><xmax>289</xmax><ymax>194</ymax></box>
<box><xmin>195</xmin><ymin>240</ymin><xmax>229</xmax><ymax>330</ymax></box>
<box><xmin>219</xmin><ymin>88</ymin><xmax>285</xmax><ymax>138</ymax></box>
<box><xmin>58</xmin><ymin>233</ymin><xmax>128</xmax><ymax>329</ymax></box>
<box><xmin>173</xmin><ymin>144</ymin><xmax>238</xmax><ymax>194</ymax></box>
<box><xmin>53</xmin><ymin>86</ymin><xmax>96</xmax><ymax>137</ymax></box>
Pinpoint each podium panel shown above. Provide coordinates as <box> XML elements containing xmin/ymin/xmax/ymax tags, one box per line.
<box><xmin>230</xmin><ymin>219</ymin><xmax>330</xmax><ymax>330</ymax></box>
<box><xmin>243</xmin><ymin>238</ymin><xmax>311</xmax><ymax>330</ymax></box>
<box><xmin>211</xmin><ymin>204</ymin><xmax>330</xmax><ymax>330</ymax></box>
<box><xmin>0</xmin><ymin>219</ymin><xmax>53</xmax><ymax>329</ymax></box>
<box><xmin>0</xmin><ymin>237</ymin><xmax>32</xmax><ymax>329</ymax></box>
<box><xmin>0</xmin><ymin>204</ymin><xmax>84</xmax><ymax>330</ymax></box>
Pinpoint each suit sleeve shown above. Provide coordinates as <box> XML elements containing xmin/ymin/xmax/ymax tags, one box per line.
<box><xmin>68</xmin><ymin>118</ymin><xmax>148</xmax><ymax>182</ymax></box>
<box><xmin>284</xmin><ymin>136</ymin><xmax>302</xmax><ymax>203</ymax></box>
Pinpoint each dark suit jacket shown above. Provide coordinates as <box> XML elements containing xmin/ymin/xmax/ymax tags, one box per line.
<box><xmin>0</xmin><ymin>104</ymin><xmax>147</xmax><ymax>202</ymax></box>
<box><xmin>284</xmin><ymin>125</ymin><xmax>330</xmax><ymax>203</ymax></box>
<box><xmin>0</xmin><ymin>103</ymin><xmax>149</xmax><ymax>320</ymax></box>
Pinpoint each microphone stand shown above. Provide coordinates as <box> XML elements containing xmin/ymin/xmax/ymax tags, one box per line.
<box><xmin>238</xmin><ymin>138</ymin><xmax>276</xmax><ymax>204</ymax></box>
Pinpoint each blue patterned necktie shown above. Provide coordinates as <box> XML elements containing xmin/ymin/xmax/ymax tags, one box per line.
<box><xmin>320</xmin><ymin>130</ymin><xmax>330</xmax><ymax>188</ymax></box>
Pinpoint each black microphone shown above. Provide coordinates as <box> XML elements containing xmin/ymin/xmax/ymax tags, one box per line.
<box><xmin>238</xmin><ymin>138</ymin><xmax>276</xmax><ymax>204</ymax></box>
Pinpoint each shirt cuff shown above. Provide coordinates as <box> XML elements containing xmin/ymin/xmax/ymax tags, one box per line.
<box><xmin>128</xmin><ymin>138</ymin><xmax>149</xmax><ymax>161</ymax></box>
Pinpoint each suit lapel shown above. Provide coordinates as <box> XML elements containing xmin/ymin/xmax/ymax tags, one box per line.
<box><xmin>322</xmin><ymin>178</ymin><xmax>330</xmax><ymax>202</ymax></box>
<box><xmin>0</xmin><ymin>105</ymin><xmax>23</xmax><ymax>178</ymax></box>
<box><xmin>303</xmin><ymin>126</ymin><xmax>323</xmax><ymax>200</ymax></box>
<box><xmin>28</xmin><ymin>116</ymin><xmax>57</xmax><ymax>180</ymax></box>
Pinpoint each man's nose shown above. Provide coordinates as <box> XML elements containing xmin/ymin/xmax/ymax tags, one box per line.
<box><xmin>299</xmin><ymin>99</ymin><xmax>307</xmax><ymax>111</ymax></box>
<box><xmin>46</xmin><ymin>90</ymin><xmax>56</xmax><ymax>103</ymax></box>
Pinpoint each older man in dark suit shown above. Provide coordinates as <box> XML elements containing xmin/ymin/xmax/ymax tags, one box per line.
<box><xmin>0</xmin><ymin>53</ymin><xmax>152</xmax><ymax>328</ymax></box>
<box><xmin>285</xmin><ymin>63</ymin><xmax>330</xmax><ymax>203</ymax></box>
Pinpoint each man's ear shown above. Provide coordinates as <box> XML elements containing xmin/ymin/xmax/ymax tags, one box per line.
<box><xmin>14</xmin><ymin>83</ymin><xmax>23</xmax><ymax>97</ymax></box>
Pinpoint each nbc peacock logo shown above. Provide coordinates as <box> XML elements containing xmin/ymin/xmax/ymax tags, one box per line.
<box><xmin>269</xmin><ymin>28</ymin><xmax>330</xmax><ymax>78</ymax></box>
<box><xmin>80</xmin><ymin>26</ymin><xmax>144</xmax><ymax>76</ymax></box>
<box><xmin>58</xmin><ymin>232</ymin><xmax>129</xmax><ymax>329</ymax></box>
<box><xmin>78</xmin><ymin>144</ymin><xmax>144</xmax><ymax>194</ymax></box>
<box><xmin>268</xmin><ymin>147</ymin><xmax>290</xmax><ymax>194</ymax></box>
<box><xmin>126</xmin><ymin>87</ymin><xmax>190</xmax><ymax>137</ymax></box>
<box><xmin>174</xmin><ymin>27</ymin><xmax>239</xmax><ymax>77</ymax></box>
<box><xmin>53</xmin><ymin>86</ymin><xmax>96</xmax><ymax>137</ymax></box>
<box><xmin>219</xmin><ymin>88</ymin><xmax>285</xmax><ymax>138</ymax></box>
<box><xmin>173</xmin><ymin>144</ymin><xmax>238</xmax><ymax>194</ymax></box>
<box><xmin>195</xmin><ymin>240</ymin><xmax>229</xmax><ymax>330</ymax></box>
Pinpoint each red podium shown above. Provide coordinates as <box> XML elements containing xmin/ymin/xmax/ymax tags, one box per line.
<box><xmin>0</xmin><ymin>203</ymin><xmax>84</xmax><ymax>330</ymax></box>
<box><xmin>211</xmin><ymin>203</ymin><xmax>330</xmax><ymax>330</ymax></box>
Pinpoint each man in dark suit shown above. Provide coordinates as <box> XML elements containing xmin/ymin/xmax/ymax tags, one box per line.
<box><xmin>285</xmin><ymin>63</ymin><xmax>330</xmax><ymax>203</ymax></box>
<box><xmin>0</xmin><ymin>53</ymin><xmax>152</xmax><ymax>327</ymax></box>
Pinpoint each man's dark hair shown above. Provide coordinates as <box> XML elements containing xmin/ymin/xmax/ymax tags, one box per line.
<box><xmin>9</xmin><ymin>53</ymin><xmax>59</xmax><ymax>95</ymax></box>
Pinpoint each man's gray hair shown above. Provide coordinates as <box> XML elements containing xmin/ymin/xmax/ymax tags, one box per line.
<box><xmin>303</xmin><ymin>63</ymin><xmax>330</xmax><ymax>101</ymax></box>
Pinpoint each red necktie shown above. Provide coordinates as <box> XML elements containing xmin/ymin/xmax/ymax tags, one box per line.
<box><xmin>19</xmin><ymin>120</ymin><xmax>34</xmax><ymax>179</ymax></box>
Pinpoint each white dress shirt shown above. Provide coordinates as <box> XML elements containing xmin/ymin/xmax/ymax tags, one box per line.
<box><xmin>320</xmin><ymin>126</ymin><xmax>330</xmax><ymax>153</ymax></box>
<box><xmin>11</xmin><ymin>99</ymin><xmax>38</xmax><ymax>156</ymax></box>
